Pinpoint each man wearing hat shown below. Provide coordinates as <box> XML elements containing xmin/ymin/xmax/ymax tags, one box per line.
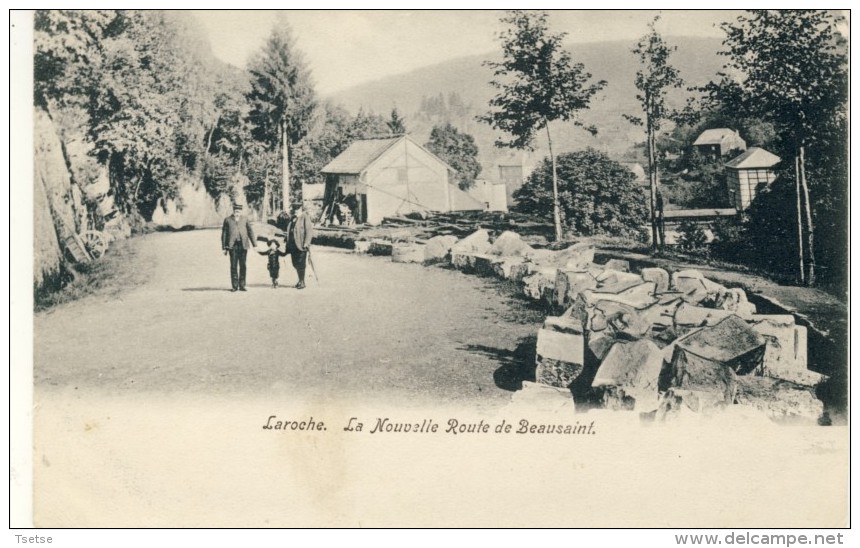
<box><xmin>221</xmin><ymin>204</ymin><xmax>256</xmax><ymax>291</ymax></box>
<box><xmin>286</xmin><ymin>203</ymin><xmax>314</xmax><ymax>289</ymax></box>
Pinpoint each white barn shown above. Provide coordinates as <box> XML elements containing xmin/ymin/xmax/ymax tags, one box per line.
<box><xmin>320</xmin><ymin>135</ymin><xmax>483</xmax><ymax>225</ymax></box>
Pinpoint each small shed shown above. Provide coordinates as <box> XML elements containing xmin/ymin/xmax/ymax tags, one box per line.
<box><xmin>693</xmin><ymin>128</ymin><xmax>747</xmax><ymax>159</ymax></box>
<box><xmin>724</xmin><ymin>147</ymin><xmax>781</xmax><ymax>211</ymax></box>
<box><xmin>320</xmin><ymin>135</ymin><xmax>483</xmax><ymax>225</ymax></box>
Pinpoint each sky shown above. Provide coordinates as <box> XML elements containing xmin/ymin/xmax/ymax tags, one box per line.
<box><xmin>191</xmin><ymin>10</ymin><xmax>740</xmax><ymax>96</ymax></box>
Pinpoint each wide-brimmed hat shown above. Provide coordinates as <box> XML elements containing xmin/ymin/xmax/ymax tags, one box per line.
<box><xmin>232</xmin><ymin>203</ymin><xmax>244</xmax><ymax>211</ymax></box>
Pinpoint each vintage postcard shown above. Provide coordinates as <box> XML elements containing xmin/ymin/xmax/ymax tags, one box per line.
<box><xmin>11</xmin><ymin>9</ymin><xmax>850</xmax><ymax>530</ymax></box>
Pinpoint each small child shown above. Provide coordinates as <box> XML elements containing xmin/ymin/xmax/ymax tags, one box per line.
<box><xmin>265</xmin><ymin>239</ymin><xmax>287</xmax><ymax>288</ymax></box>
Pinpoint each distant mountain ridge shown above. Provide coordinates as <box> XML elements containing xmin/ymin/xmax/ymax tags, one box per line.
<box><xmin>327</xmin><ymin>36</ymin><xmax>727</xmax><ymax>175</ymax></box>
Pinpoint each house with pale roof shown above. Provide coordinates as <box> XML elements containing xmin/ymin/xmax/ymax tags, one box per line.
<box><xmin>724</xmin><ymin>146</ymin><xmax>781</xmax><ymax>211</ymax></box>
<box><xmin>693</xmin><ymin>128</ymin><xmax>747</xmax><ymax>159</ymax></box>
<box><xmin>319</xmin><ymin>135</ymin><xmax>484</xmax><ymax>225</ymax></box>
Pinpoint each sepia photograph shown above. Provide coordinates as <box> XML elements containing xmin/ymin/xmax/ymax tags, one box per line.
<box><xmin>11</xmin><ymin>8</ymin><xmax>850</xmax><ymax>530</ymax></box>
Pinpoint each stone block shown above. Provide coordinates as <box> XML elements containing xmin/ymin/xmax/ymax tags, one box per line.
<box><xmin>584</xmin><ymin>281</ymin><xmax>657</xmax><ymax>310</ymax></box>
<box><xmin>472</xmin><ymin>254</ymin><xmax>500</xmax><ymax>277</ymax></box>
<box><xmin>424</xmin><ymin>235</ymin><xmax>458</xmax><ymax>263</ymax></box>
<box><xmin>749</xmin><ymin>315</ymin><xmax>821</xmax><ymax>386</ymax></box>
<box><xmin>671</xmin><ymin>269</ymin><xmax>730</xmax><ymax>305</ymax></box>
<box><xmin>571</xmin><ymin>289</ymin><xmax>652</xmax><ymax>337</ymax></box>
<box><xmin>656</xmin><ymin>388</ymin><xmax>730</xmax><ymax>420</ymax></box>
<box><xmin>509</xmin><ymin>381</ymin><xmax>575</xmax><ymax>413</ymax></box>
<box><xmin>593</xmin><ymin>300</ymin><xmax>651</xmax><ymax>340</ymax></box>
<box><xmin>587</xmin><ymin>332</ymin><xmax>615</xmax><ymax>363</ymax></box>
<box><xmin>543</xmin><ymin>312</ymin><xmax>585</xmax><ymax>335</ymax></box>
<box><xmin>368</xmin><ymin>239</ymin><xmax>394</xmax><ymax>256</ymax></box>
<box><xmin>522</xmin><ymin>267</ymin><xmax>558</xmax><ymax>304</ymax></box>
<box><xmin>556</xmin><ymin>242</ymin><xmax>595</xmax><ymax>271</ymax></box>
<box><xmin>603</xmin><ymin>259</ymin><xmax>630</xmax><ymax>272</ymax></box>
<box><xmin>641</xmin><ymin>267</ymin><xmax>670</xmax><ymax>293</ymax></box>
<box><xmin>668</xmin><ymin>344</ymin><xmax>737</xmax><ymax>404</ymax></box>
<box><xmin>592</xmin><ymin>339</ymin><xmax>664</xmax><ymax>411</ymax></box>
<box><xmin>526</xmin><ymin>248</ymin><xmax>555</xmax><ymax>265</ymax></box>
<box><xmin>673</xmin><ymin>303</ymin><xmax>736</xmax><ymax>334</ymax></box>
<box><xmin>535</xmin><ymin>328</ymin><xmax>585</xmax><ymax>388</ymax></box>
<box><xmin>675</xmin><ymin>315</ymin><xmax>766</xmax><ymax>376</ymax></box>
<box><xmin>536</xmin><ymin>328</ymin><xmax>585</xmax><ymax>364</ymax></box>
<box><xmin>734</xmin><ymin>376</ymin><xmax>824</xmax><ymax>424</ymax></box>
<box><xmin>451</xmin><ymin>228</ymin><xmax>491</xmax><ymax>254</ymax></box>
<box><xmin>595</xmin><ymin>269</ymin><xmax>643</xmax><ymax>290</ymax></box>
<box><xmin>714</xmin><ymin>287</ymin><xmax>756</xmax><ymax>318</ymax></box>
<box><xmin>553</xmin><ymin>269</ymin><xmax>598</xmax><ymax>308</ymax></box>
<box><xmin>353</xmin><ymin>240</ymin><xmax>371</xmax><ymax>254</ymax></box>
<box><xmin>488</xmin><ymin>230</ymin><xmax>534</xmax><ymax>257</ymax></box>
<box><xmin>639</xmin><ymin>297</ymin><xmax>683</xmax><ymax>329</ymax></box>
<box><xmin>391</xmin><ymin>243</ymin><xmax>426</xmax><ymax>264</ymax></box>
<box><xmin>451</xmin><ymin>252</ymin><xmax>490</xmax><ymax>273</ymax></box>
<box><xmin>492</xmin><ymin>257</ymin><xmax>529</xmax><ymax>282</ymax></box>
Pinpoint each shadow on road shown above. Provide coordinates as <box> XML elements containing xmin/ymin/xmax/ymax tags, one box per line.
<box><xmin>461</xmin><ymin>335</ymin><xmax>536</xmax><ymax>392</ymax></box>
<box><xmin>181</xmin><ymin>287</ymin><xmax>234</xmax><ymax>292</ymax></box>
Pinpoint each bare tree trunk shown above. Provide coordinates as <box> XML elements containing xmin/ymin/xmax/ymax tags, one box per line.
<box><xmin>646</xmin><ymin>103</ymin><xmax>659</xmax><ymax>251</ymax></box>
<box><xmin>281</xmin><ymin>119</ymin><xmax>291</xmax><ymax>210</ymax></box>
<box><xmin>545</xmin><ymin>120</ymin><xmax>562</xmax><ymax>242</ymax></box>
<box><xmin>262</xmin><ymin>166</ymin><xmax>270</xmax><ymax>220</ymax></box>
<box><xmin>794</xmin><ymin>153</ymin><xmax>806</xmax><ymax>285</ymax></box>
<box><xmin>799</xmin><ymin>145</ymin><xmax>816</xmax><ymax>285</ymax></box>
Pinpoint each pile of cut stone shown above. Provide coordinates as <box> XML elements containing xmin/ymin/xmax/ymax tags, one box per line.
<box><xmin>357</xmin><ymin>229</ymin><xmax>826</xmax><ymax>423</ymax></box>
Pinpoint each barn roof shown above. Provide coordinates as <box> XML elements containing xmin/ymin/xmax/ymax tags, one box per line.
<box><xmin>693</xmin><ymin>128</ymin><xmax>740</xmax><ymax>146</ymax></box>
<box><xmin>724</xmin><ymin>147</ymin><xmax>781</xmax><ymax>169</ymax></box>
<box><xmin>321</xmin><ymin>137</ymin><xmax>401</xmax><ymax>174</ymax></box>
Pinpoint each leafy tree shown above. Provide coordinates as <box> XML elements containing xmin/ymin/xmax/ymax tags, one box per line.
<box><xmin>201</xmin><ymin>65</ymin><xmax>253</xmax><ymax>200</ymax></box>
<box><xmin>348</xmin><ymin>108</ymin><xmax>389</xmax><ymax>140</ymax></box>
<box><xmin>85</xmin><ymin>10</ymin><xmax>213</xmax><ymax>219</ymax></box>
<box><xmin>34</xmin><ymin>10</ymin><xmax>118</xmax><ymax>115</ymax></box>
<box><xmin>292</xmin><ymin>104</ymin><xmax>390</xmax><ymax>189</ymax></box>
<box><xmin>247</xmin><ymin>16</ymin><xmax>317</xmax><ymax>209</ymax></box>
<box><xmin>625</xmin><ymin>16</ymin><xmax>684</xmax><ymax>250</ymax></box>
<box><xmin>386</xmin><ymin>108</ymin><xmax>407</xmax><ymax>135</ymax></box>
<box><xmin>703</xmin><ymin>10</ymin><xmax>848</xmax><ymax>285</ymax></box>
<box><xmin>677</xmin><ymin>220</ymin><xmax>708</xmax><ymax>251</ymax></box>
<box><xmin>425</xmin><ymin>123</ymin><xmax>481</xmax><ymax>190</ymax></box>
<box><xmin>480</xmin><ymin>10</ymin><xmax>606</xmax><ymax>241</ymax></box>
<box><xmin>513</xmin><ymin>149</ymin><xmax>648</xmax><ymax>238</ymax></box>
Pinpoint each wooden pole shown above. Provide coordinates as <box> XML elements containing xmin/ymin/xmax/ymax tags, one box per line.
<box><xmin>545</xmin><ymin>120</ymin><xmax>562</xmax><ymax>242</ymax></box>
<box><xmin>795</xmin><ymin>153</ymin><xmax>805</xmax><ymax>285</ymax></box>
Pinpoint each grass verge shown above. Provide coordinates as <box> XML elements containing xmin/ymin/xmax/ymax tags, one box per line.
<box><xmin>34</xmin><ymin>237</ymin><xmax>152</xmax><ymax>312</ymax></box>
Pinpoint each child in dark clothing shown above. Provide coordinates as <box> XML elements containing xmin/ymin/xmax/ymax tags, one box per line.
<box><xmin>265</xmin><ymin>239</ymin><xmax>287</xmax><ymax>288</ymax></box>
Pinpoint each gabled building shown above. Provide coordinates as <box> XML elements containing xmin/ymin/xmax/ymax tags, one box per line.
<box><xmin>693</xmin><ymin>128</ymin><xmax>747</xmax><ymax>159</ymax></box>
<box><xmin>725</xmin><ymin>147</ymin><xmax>781</xmax><ymax>211</ymax></box>
<box><xmin>320</xmin><ymin>135</ymin><xmax>483</xmax><ymax>225</ymax></box>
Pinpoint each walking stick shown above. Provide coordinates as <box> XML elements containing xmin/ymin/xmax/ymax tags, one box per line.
<box><xmin>306</xmin><ymin>247</ymin><xmax>320</xmax><ymax>284</ymax></box>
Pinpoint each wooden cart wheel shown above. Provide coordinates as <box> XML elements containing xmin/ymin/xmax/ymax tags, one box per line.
<box><xmin>80</xmin><ymin>230</ymin><xmax>108</xmax><ymax>260</ymax></box>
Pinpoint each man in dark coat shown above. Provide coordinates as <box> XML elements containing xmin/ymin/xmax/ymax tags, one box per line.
<box><xmin>286</xmin><ymin>203</ymin><xmax>314</xmax><ymax>289</ymax></box>
<box><xmin>221</xmin><ymin>204</ymin><xmax>256</xmax><ymax>291</ymax></box>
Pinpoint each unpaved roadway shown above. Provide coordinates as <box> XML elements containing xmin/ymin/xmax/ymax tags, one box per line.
<box><xmin>28</xmin><ymin>230</ymin><xmax>849</xmax><ymax>528</ymax></box>
<box><xmin>34</xmin><ymin>229</ymin><xmax>543</xmax><ymax>406</ymax></box>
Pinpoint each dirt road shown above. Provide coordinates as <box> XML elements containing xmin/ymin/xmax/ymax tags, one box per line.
<box><xmin>34</xmin><ymin>229</ymin><xmax>542</xmax><ymax>407</ymax></box>
<box><xmin>28</xmin><ymin>230</ymin><xmax>848</xmax><ymax>527</ymax></box>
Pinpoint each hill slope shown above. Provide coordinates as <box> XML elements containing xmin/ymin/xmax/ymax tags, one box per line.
<box><xmin>328</xmin><ymin>36</ymin><xmax>727</xmax><ymax>179</ymax></box>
